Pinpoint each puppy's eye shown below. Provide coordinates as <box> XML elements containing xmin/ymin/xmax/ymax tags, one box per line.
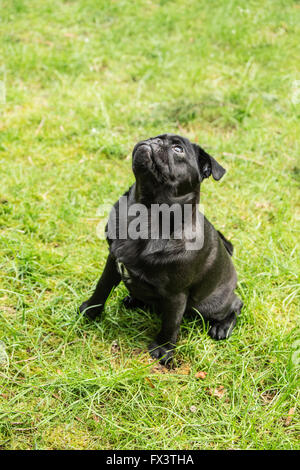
<box><xmin>173</xmin><ymin>145</ymin><xmax>184</xmax><ymax>154</ymax></box>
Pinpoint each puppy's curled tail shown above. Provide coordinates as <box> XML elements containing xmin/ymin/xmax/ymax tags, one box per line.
<box><xmin>217</xmin><ymin>230</ymin><xmax>234</xmax><ymax>256</ymax></box>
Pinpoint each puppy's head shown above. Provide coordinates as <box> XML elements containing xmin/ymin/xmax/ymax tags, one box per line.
<box><xmin>132</xmin><ymin>134</ymin><xmax>225</xmax><ymax>201</ymax></box>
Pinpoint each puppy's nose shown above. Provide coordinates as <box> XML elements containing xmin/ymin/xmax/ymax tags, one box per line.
<box><xmin>133</xmin><ymin>142</ymin><xmax>152</xmax><ymax>159</ymax></box>
<box><xmin>138</xmin><ymin>143</ymin><xmax>152</xmax><ymax>155</ymax></box>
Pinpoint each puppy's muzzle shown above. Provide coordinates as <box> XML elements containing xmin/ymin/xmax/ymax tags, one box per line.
<box><xmin>132</xmin><ymin>142</ymin><xmax>153</xmax><ymax>172</ymax></box>
<box><xmin>132</xmin><ymin>138</ymin><xmax>167</xmax><ymax>179</ymax></box>
<box><xmin>133</xmin><ymin>142</ymin><xmax>152</xmax><ymax>158</ymax></box>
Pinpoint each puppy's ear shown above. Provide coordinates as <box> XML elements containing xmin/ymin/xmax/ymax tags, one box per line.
<box><xmin>193</xmin><ymin>144</ymin><xmax>226</xmax><ymax>181</ymax></box>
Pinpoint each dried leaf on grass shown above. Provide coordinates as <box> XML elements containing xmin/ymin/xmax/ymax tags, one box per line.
<box><xmin>92</xmin><ymin>414</ymin><xmax>100</xmax><ymax>423</ymax></box>
<box><xmin>208</xmin><ymin>386</ymin><xmax>226</xmax><ymax>399</ymax></box>
<box><xmin>144</xmin><ymin>377</ymin><xmax>155</xmax><ymax>388</ymax></box>
<box><xmin>284</xmin><ymin>407</ymin><xmax>296</xmax><ymax>427</ymax></box>
<box><xmin>195</xmin><ymin>371</ymin><xmax>207</xmax><ymax>379</ymax></box>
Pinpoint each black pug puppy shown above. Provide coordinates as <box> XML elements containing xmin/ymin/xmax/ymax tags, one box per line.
<box><xmin>79</xmin><ymin>134</ymin><xmax>243</xmax><ymax>364</ymax></box>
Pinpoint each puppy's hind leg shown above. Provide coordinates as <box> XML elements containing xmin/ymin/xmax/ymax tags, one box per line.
<box><xmin>122</xmin><ymin>296</ymin><xmax>148</xmax><ymax>310</ymax></box>
<box><xmin>209</xmin><ymin>296</ymin><xmax>243</xmax><ymax>341</ymax></box>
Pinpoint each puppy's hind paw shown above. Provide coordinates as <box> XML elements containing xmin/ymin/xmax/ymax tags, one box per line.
<box><xmin>148</xmin><ymin>341</ymin><xmax>174</xmax><ymax>365</ymax></box>
<box><xmin>79</xmin><ymin>300</ymin><xmax>103</xmax><ymax>320</ymax></box>
<box><xmin>122</xmin><ymin>295</ymin><xmax>147</xmax><ymax>310</ymax></box>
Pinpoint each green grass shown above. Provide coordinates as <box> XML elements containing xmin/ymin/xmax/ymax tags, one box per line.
<box><xmin>0</xmin><ymin>0</ymin><xmax>299</xmax><ymax>450</ymax></box>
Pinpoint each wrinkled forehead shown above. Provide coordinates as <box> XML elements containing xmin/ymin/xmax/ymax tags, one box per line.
<box><xmin>152</xmin><ymin>134</ymin><xmax>192</xmax><ymax>148</ymax></box>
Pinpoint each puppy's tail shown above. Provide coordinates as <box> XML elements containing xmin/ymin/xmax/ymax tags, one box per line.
<box><xmin>217</xmin><ymin>230</ymin><xmax>234</xmax><ymax>256</ymax></box>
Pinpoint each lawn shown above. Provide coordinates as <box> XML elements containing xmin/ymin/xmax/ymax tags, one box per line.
<box><xmin>0</xmin><ymin>0</ymin><xmax>299</xmax><ymax>450</ymax></box>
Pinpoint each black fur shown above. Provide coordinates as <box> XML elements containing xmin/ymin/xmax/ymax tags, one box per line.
<box><xmin>217</xmin><ymin>230</ymin><xmax>234</xmax><ymax>256</ymax></box>
<box><xmin>79</xmin><ymin>134</ymin><xmax>243</xmax><ymax>364</ymax></box>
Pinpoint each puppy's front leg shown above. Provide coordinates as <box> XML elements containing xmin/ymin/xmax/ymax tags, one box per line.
<box><xmin>149</xmin><ymin>293</ymin><xmax>187</xmax><ymax>365</ymax></box>
<box><xmin>79</xmin><ymin>254</ymin><xmax>121</xmax><ymax>320</ymax></box>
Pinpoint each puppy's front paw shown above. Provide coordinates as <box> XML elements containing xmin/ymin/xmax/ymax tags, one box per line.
<box><xmin>148</xmin><ymin>341</ymin><xmax>174</xmax><ymax>365</ymax></box>
<box><xmin>79</xmin><ymin>300</ymin><xmax>103</xmax><ymax>320</ymax></box>
<box><xmin>209</xmin><ymin>314</ymin><xmax>237</xmax><ymax>340</ymax></box>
